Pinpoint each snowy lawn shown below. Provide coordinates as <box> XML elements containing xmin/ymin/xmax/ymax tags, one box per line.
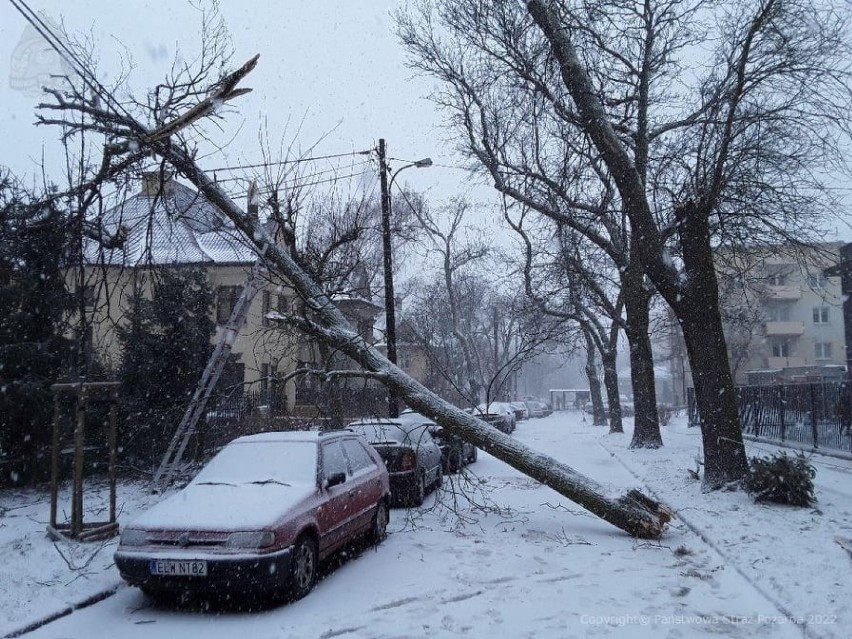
<box><xmin>1</xmin><ymin>411</ymin><xmax>847</xmax><ymax>638</ymax></box>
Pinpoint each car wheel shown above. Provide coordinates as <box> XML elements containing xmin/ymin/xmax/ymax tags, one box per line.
<box><xmin>289</xmin><ymin>535</ymin><xmax>318</xmax><ymax>600</ymax></box>
<box><xmin>410</xmin><ymin>472</ymin><xmax>426</xmax><ymax>507</ymax></box>
<box><xmin>369</xmin><ymin>501</ymin><xmax>389</xmax><ymax>543</ymax></box>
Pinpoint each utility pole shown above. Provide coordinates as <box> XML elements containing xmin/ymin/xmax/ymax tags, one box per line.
<box><xmin>378</xmin><ymin>138</ymin><xmax>400</xmax><ymax>417</ymax></box>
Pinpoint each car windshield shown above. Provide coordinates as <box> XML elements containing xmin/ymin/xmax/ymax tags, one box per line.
<box><xmin>349</xmin><ymin>422</ymin><xmax>431</xmax><ymax>446</ymax></box>
<box><xmin>476</xmin><ymin>403</ymin><xmax>506</xmax><ymax>414</ymax></box>
<box><xmin>192</xmin><ymin>440</ymin><xmax>317</xmax><ymax>485</ymax></box>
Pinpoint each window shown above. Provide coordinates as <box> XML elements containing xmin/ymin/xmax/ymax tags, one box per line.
<box><xmin>808</xmin><ymin>274</ymin><xmax>829</xmax><ymax>290</ymax></box>
<box><xmin>262</xmin><ymin>291</ymin><xmax>289</xmax><ymax>327</ymax></box>
<box><xmin>216</xmin><ymin>285</ymin><xmax>243</xmax><ymax>324</ymax></box>
<box><xmin>767</xmin><ymin>272</ymin><xmax>787</xmax><ymax>286</ymax></box>
<box><xmin>813</xmin><ymin>307</ymin><xmax>829</xmax><ymax>324</ymax></box>
<box><xmin>342</xmin><ymin>439</ymin><xmax>376</xmax><ymax>474</ymax></box>
<box><xmin>81</xmin><ymin>285</ymin><xmax>96</xmax><ymax>308</ymax></box>
<box><xmin>321</xmin><ymin>441</ymin><xmax>348</xmax><ymax>480</ymax></box>
<box><xmin>260</xmin><ymin>363</ymin><xmax>269</xmax><ymax>391</ymax></box>
<box><xmin>815</xmin><ymin>343</ymin><xmax>833</xmax><ymax>360</ymax></box>
<box><xmin>771</xmin><ymin>341</ymin><xmax>790</xmax><ymax>358</ymax></box>
<box><xmin>766</xmin><ymin>305</ymin><xmax>791</xmax><ymax>322</ymax></box>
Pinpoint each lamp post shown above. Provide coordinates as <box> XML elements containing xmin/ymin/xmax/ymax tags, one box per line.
<box><xmin>377</xmin><ymin>138</ymin><xmax>432</xmax><ymax>417</ymax></box>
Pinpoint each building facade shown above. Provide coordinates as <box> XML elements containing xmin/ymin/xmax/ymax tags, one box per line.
<box><xmin>668</xmin><ymin>243</ymin><xmax>846</xmax><ymax>395</ymax></box>
<box><xmin>72</xmin><ymin>173</ymin><xmax>301</xmax><ymax>408</ymax></box>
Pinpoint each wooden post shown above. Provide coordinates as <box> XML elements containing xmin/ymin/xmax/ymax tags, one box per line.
<box><xmin>108</xmin><ymin>385</ymin><xmax>118</xmax><ymax>524</ymax></box>
<box><xmin>49</xmin><ymin>391</ymin><xmax>61</xmax><ymax>529</ymax></box>
<box><xmin>72</xmin><ymin>384</ymin><xmax>86</xmax><ymax>537</ymax></box>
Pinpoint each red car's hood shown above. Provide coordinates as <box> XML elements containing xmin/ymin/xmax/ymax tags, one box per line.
<box><xmin>131</xmin><ymin>481</ymin><xmax>317</xmax><ymax>531</ymax></box>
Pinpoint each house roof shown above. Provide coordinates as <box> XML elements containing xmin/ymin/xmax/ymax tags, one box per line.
<box><xmin>84</xmin><ymin>179</ymin><xmax>257</xmax><ymax>267</ymax></box>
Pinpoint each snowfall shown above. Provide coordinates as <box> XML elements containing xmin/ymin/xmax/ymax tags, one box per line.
<box><xmin>1</xmin><ymin>411</ymin><xmax>849</xmax><ymax>639</ymax></box>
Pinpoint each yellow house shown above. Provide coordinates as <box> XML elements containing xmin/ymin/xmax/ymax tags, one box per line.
<box><xmin>74</xmin><ymin>173</ymin><xmax>301</xmax><ymax>409</ymax></box>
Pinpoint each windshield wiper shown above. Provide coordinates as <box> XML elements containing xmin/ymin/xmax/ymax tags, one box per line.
<box><xmin>248</xmin><ymin>479</ymin><xmax>291</xmax><ymax>486</ymax></box>
<box><xmin>195</xmin><ymin>481</ymin><xmax>237</xmax><ymax>487</ymax></box>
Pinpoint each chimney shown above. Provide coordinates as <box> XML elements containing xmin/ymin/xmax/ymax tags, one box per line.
<box><xmin>141</xmin><ymin>171</ymin><xmax>173</xmax><ymax>197</ymax></box>
<box><xmin>247</xmin><ymin>180</ymin><xmax>259</xmax><ymax>222</ymax></box>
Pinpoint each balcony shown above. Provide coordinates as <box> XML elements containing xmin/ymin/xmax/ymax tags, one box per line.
<box><xmin>764</xmin><ymin>321</ymin><xmax>805</xmax><ymax>336</ymax></box>
<box><xmin>768</xmin><ymin>356</ymin><xmax>806</xmax><ymax>369</ymax></box>
<box><xmin>765</xmin><ymin>285</ymin><xmax>801</xmax><ymax>301</ymax></box>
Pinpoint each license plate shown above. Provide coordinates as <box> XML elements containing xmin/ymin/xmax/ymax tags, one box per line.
<box><xmin>149</xmin><ymin>559</ymin><xmax>207</xmax><ymax>576</ymax></box>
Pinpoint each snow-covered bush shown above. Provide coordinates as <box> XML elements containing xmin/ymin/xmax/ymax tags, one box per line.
<box><xmin>744</xmin><ymin>452</ymin><xmax>816</xmax><ymax>507</ymax></box>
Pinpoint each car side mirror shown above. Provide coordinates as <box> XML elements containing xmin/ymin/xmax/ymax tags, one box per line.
<box><xmin>324</xmin><ymin>471</ymin><xmax>346</xmax><ymax>489</ymax></box>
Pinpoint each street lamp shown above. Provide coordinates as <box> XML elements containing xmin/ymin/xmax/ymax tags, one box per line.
<box><xmin>378</xmin><ymin>138</ymin><xmax>432</xmax><ymax>417</ymax></box>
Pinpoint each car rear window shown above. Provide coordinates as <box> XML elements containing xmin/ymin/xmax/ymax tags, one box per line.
<box><xmin>349</xmin><ymin>423</ymin><xmax>432</xmax><ymax>447</ymax></box>
<box><xmin>193</xmin><ymin>441</ymin><xmax>317</xmax><ymax>485</ymax></box>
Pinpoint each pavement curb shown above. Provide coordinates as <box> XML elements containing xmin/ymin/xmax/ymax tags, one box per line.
<box><xmin>2</xmin><ymin>584</ymin><xmax>121</xmax><ymax>638</ymax></box>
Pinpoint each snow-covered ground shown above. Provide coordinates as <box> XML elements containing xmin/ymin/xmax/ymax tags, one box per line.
<box><xmin>1</xmin><ymin>412</ymin><xmax>848</xmax><ymax>638</ymax></box>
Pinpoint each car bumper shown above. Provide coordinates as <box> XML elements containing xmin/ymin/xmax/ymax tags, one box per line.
<box><xmin>387</xmin><ymin>470</ymin><xmax>418</xmax><ymax>500</ymax></box>
<box><xmin>114</xmin><ymin>545</ymin><xmax>294</xmax><ymax>594</ymax></box>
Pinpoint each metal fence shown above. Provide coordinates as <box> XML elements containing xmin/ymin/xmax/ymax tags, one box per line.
<box><xmin>688</xmin><ymin>382</ymin><xmax>852</xmax><ymax>453</ymax></box>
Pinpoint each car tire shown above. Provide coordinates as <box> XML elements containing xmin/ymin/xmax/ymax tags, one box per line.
<box><xmin>369</xmin><ymin>501</ymin><xmax>389</xmax><ymax>543</ymax></box>
<box><xmin>289</xmin><ymin>535</ymin><xmax>318</xmax><ymax>601</ymax></box>
<box><xmin>410</xmin><ymin>471</ymin><xmax>426</xmax><ymax>507</ymax></box>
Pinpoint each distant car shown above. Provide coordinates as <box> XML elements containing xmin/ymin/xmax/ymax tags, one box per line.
<box><xmin>114</xmin><ymin>431</ymin><xmax>390</xmax><ymax>602</ymax></box>
<box><xmin>509</xmin><ymin>402</ymin><xmax>529</xmax><ymax>422</ymax></box>
<box><xmin>473</xmin><ymin>402</ymin><xmax>516</xmax><ymax>433</ymax></box>
<box><xmin>524</xmin><ymin>400</ymin><xmax>546</xmax><ymax>418</ymax></box>
<box><xmin>348</xmin><ymin>419</ymin><xmax>443</xmax><ymax>506</ymax></box>
<box><xmin>398</xmin><ymin>410</ymin><xmax>477</xmax><ymax>473</ymax></box>
<box><xmin>584</xmin><ymin>400</ymin><xmax>635</xmax><ymax>417</ymax></box>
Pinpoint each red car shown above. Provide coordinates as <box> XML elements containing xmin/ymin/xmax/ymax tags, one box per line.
<box><xmin>114</xmin><ymin>431</ymin><xmax>390</xmax><ymax>602</ymax></box>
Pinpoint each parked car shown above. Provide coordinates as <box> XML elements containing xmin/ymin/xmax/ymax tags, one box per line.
<box><xmin>347</xmin><ymin>419</ymin><xmax>443</xmax><ymax>506</ymax></box>
<box><xmin>524</xmin><ymin>400</ymin><xmax>546</xmax><ymax>418</ymax></box>
<box><xmin>583</xmin><ymin>399</ymin><xmax>635</xmax><ymax>417</ymax></box>
<box><xmin>114</xmin><ymin>431</ymin><xmax>390</xmax><ymax>603</ymax></box>
<box><xmin>509</xmin><ymin>402</ymin><xmax>529</xmax><ymax>422</ymax></box>
<box><xmin>473</xmin><ymin>402</ymin><xmax>516</xmax><ymax>433</ymax></box>
<box><xmin>398</xmin><ymin>410</ymin><xmax>477</xmax><ymax>473</ymax></box>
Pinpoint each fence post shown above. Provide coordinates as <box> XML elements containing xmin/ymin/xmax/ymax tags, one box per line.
<box><xmin>809</xmin><ymin>383</ymin><xmax>819</xmax><ymax>449</ymax></box>
<box><xmin>779</xmin><ymin>385</ymin><xmax>786</xmax><ymax>443</ymax></box>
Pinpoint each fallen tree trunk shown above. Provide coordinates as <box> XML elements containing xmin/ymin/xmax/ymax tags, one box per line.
<box><xmin>48</xmin><ymin>52</ymin><xmax>673</xmax><ymax>539</ymax></box>
<box><xmin>148</xmin><ymin>139</ymin><xmax>672</xmax><ymax>539</ymax></box>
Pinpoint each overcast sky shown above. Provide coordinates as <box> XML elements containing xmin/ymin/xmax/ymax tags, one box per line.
<box><xmin>0</xmin><ymin>1</ymin><xmax>495</xmax><ymax>210</ymax></box>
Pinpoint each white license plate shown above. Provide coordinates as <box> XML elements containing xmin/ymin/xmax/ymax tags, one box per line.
<box><xmin>149</xmin><ymin>559</ymin><xmax>208</xmax><ymax>577</ymax></box>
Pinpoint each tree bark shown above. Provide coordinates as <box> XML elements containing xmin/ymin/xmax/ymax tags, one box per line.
<box><xmin>676</xmin><ymin>204</ymin><xmax>750</xmax><ymax>487</ymax></box>
<box><xmin>600</xmin><ymin>350</ymin><xmax>624</xmax><ymax>434</ymax></box>
<box><xmin>623</xmin><ymin>272</ymin><xmax>662</xmax><ymax>448</ymax></box>
<box><xmin>583</xmin><ymin>329</ymin><xmax>607</xmax><ymax>426</ymax></box>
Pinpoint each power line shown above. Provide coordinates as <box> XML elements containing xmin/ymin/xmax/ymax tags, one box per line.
<box><xmin>224</xmin><ymin>168</ymin><xmax>376</xmax><ymax>200</ymax></box>
<box><xmin>214</xmin><ymin>159</ymin><xmax>373</xmax><ymax>184</ymax></box>
<box><xmin>207</xmin><ymin>150</ymin><xmax>374</xmax><ymax>173</ymax></box>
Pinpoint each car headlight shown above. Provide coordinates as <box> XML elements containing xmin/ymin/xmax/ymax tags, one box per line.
<box><xmin>119</xmin><ymin>528</ymin><xmax>148</xmax><ymax>546</ymax></box>
<box><xmin>226</xmin><ymin>531</ymin><xmax>275</xmax><ymax>549</ymax></box>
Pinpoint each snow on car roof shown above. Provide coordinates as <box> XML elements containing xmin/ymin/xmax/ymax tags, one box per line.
<box><xmin>229</xmin><ymin>431</ymin><xmax>344</xmax><ymax>445</ymax></box>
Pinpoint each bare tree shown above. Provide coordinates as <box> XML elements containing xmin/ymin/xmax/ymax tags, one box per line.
<box><xmin>397</xmin><ymin>1</ymin><xmax>665</xmax><ymax>449</ymax></box>
<box><xmin>400</xmin><ymin>0</ymin><xmax>852</xmax><ymax>488</ymax></box>
<box><xmin>505</xmin><ymin>208</ymin><xmax>627</xmax><ymax>433</ymax></box>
